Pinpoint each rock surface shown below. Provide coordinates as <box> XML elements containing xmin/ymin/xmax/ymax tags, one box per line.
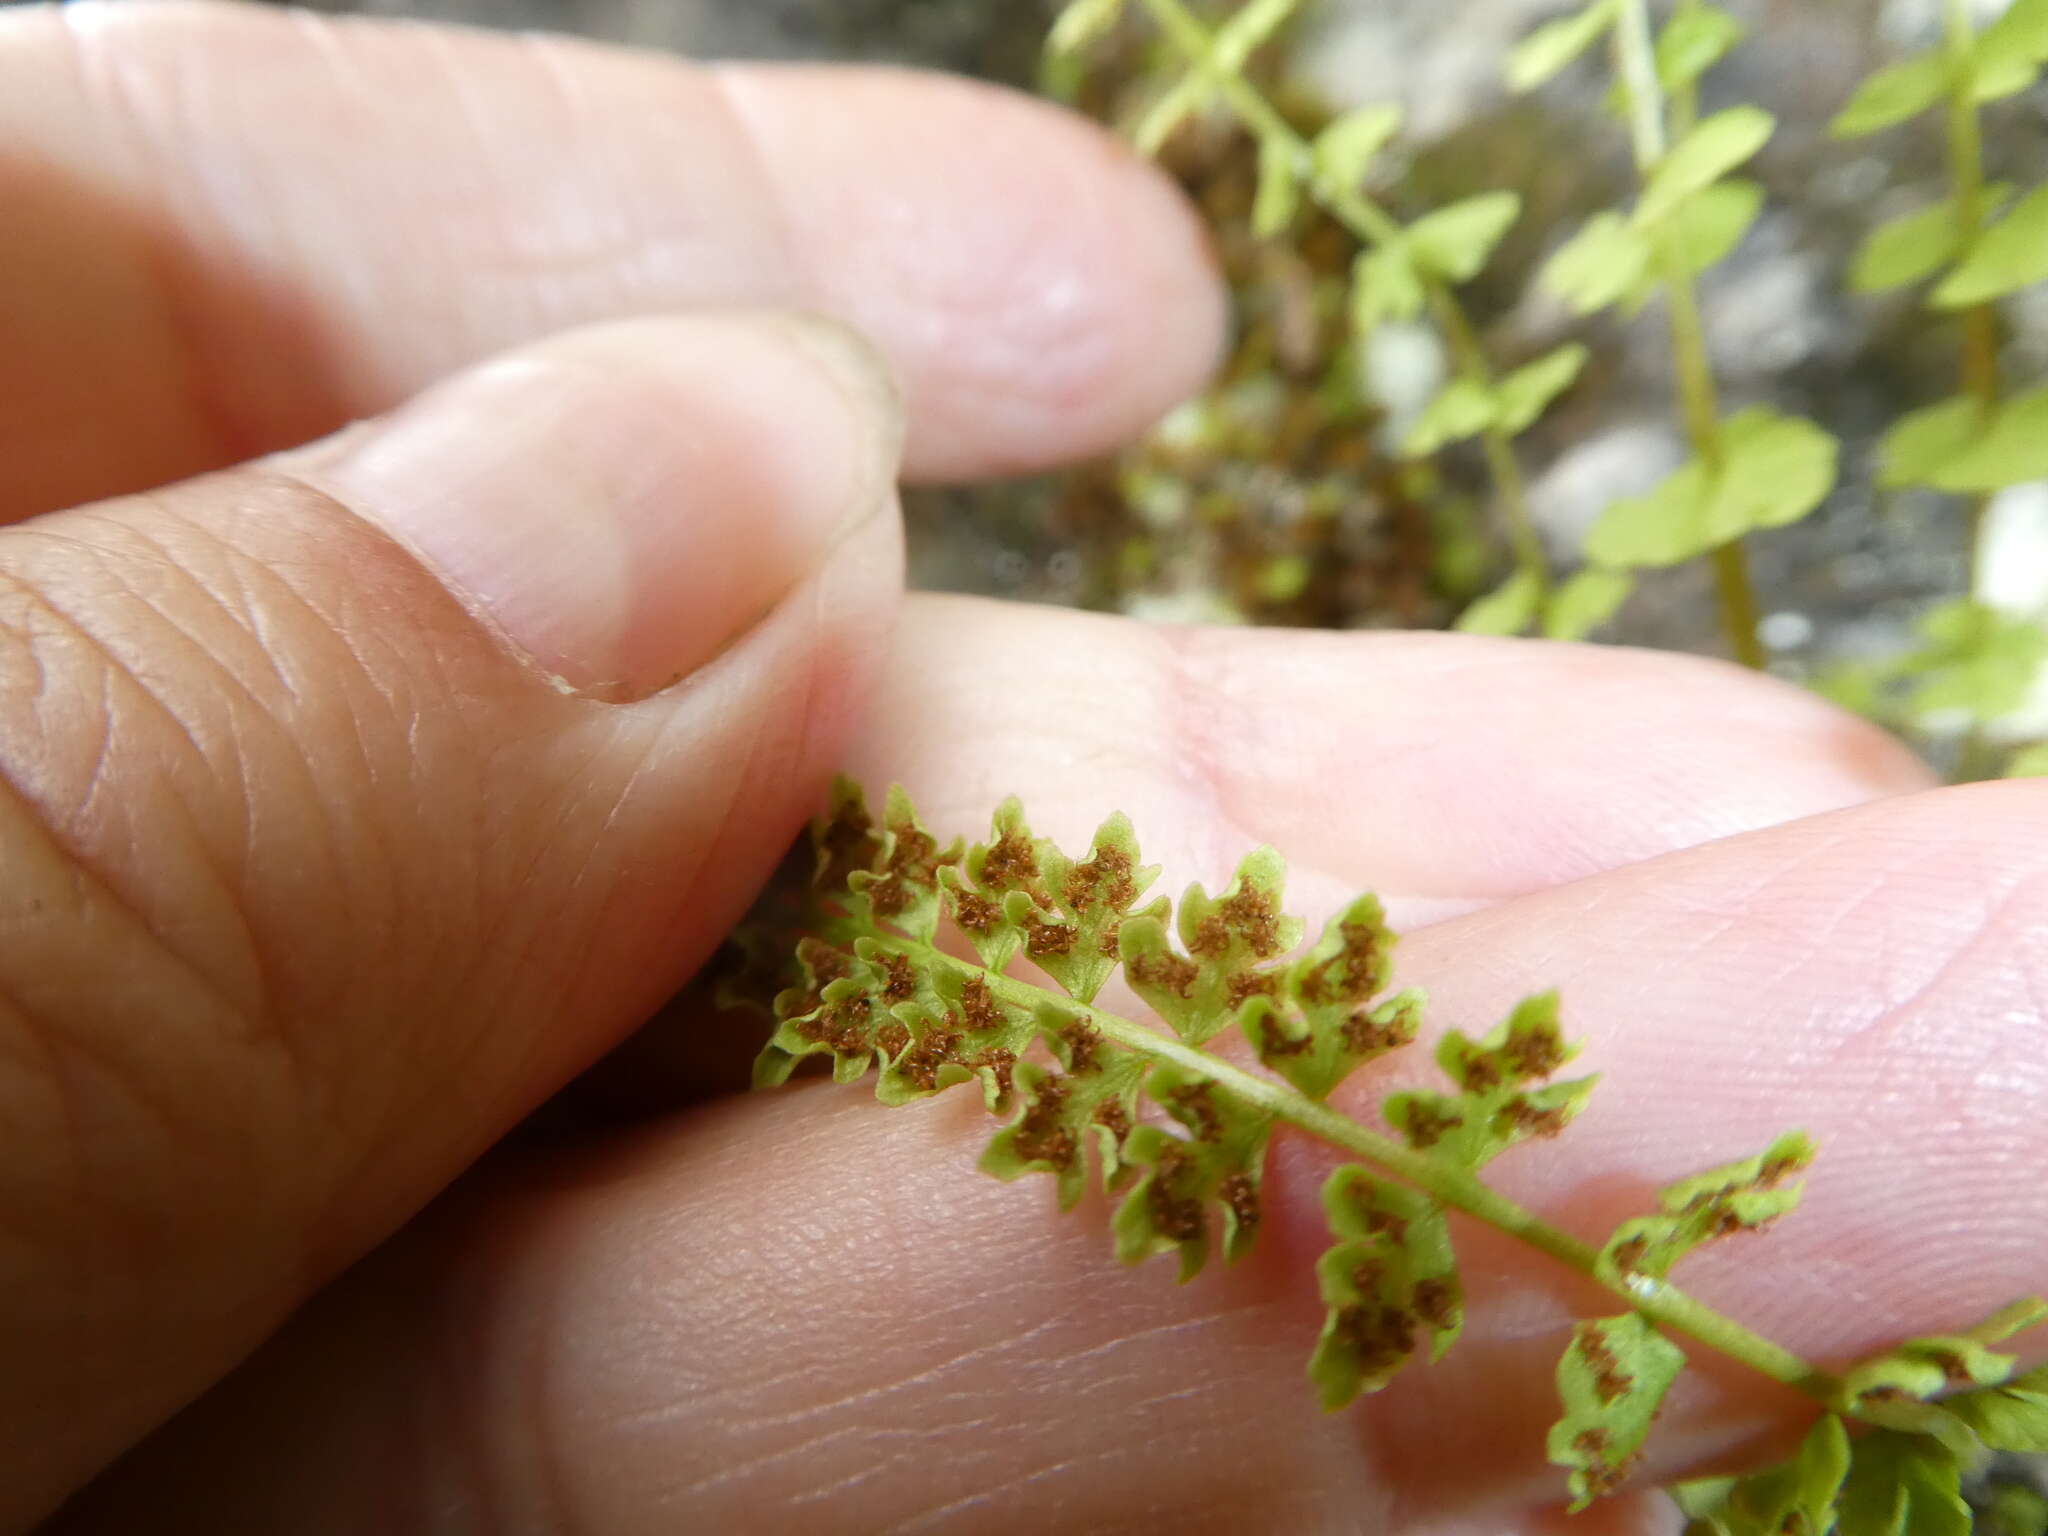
<box><xmin>285</xmin><ymin>0</ymin><xmax>1056</xmax><ymax>75</ymax></box>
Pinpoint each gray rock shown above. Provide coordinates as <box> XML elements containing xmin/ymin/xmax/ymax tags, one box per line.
<box><xmin>1529</xmin><ymin>421</ymin><xmax>1688</xmax><ymax>559</ymax></box>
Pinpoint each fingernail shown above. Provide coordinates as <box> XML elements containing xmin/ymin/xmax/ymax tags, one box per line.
<box><xmin>292</xmin><ymin>313</ymin><xmax>901</xmax><ymax>701</ymax></box>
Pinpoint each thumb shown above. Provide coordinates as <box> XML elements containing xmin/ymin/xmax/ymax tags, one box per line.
<box><xmin>0</xmin><ymin>310</ymin><xmax>903</xmax><ymax>1528</ymax></box>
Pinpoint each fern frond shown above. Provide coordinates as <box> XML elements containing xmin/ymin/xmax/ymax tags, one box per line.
<box><xmin>737</xmin><ymin>782</ymin><xmax>2047</xmax><ymax>1522</ymax></box>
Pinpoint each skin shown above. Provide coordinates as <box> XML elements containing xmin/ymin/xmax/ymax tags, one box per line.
<box><xmin>1</xmin><ymin>3</ymin><xmax>2040</xmax><ymax>1532</ymax></box>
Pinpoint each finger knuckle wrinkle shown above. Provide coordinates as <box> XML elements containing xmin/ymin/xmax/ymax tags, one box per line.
<box><xmin>0</xmin><ymin>537</ymin><xmax>306</xmax><ymax>1042</ymax></box>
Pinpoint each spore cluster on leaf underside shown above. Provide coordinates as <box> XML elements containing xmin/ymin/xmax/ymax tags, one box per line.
<box><xmin>739</xmin><ymin>780</ymin><xmax>2048</xmax><ymax>1527</ymax></box>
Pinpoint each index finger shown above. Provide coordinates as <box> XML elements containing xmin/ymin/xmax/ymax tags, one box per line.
<box><xmin>0</xmin><ymin>1</ymin><xmax>1224</xmax><ymax>516</ymax></box>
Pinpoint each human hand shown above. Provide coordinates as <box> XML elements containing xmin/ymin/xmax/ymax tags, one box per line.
<box><xmin>15</xmin><ymin>6</ymin><xmax>2045</xmax><ymax>1535</ymax></box>
<box><xmin>0</xmin><ymin>1</ymin><xmax>1221</xmax><ymax>1525</ymax></box>
<box><xmin>68</xmin><ymin>607</ymin><xmax>2048</xmax><ymax>1536</ymax></box>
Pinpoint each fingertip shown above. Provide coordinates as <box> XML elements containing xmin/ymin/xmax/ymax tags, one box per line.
<box><xmin>2</xmin><ymin>13</ymin><xmax>1225</xmax><ymax>513</ymax></box>
<box><xmin>287</xmin><ymin>310</ymin><xmax>903</xmax><ymax>702</ymax></box>
<box><xmin>712</xmin><ymin>65</ymin><xmax>1229</xmax><ymax>480</ymax></box>
<box><xmin>1174</xmin><ymin>631</ymin><xmax>1938</xmax><ymax>905</ymax></box>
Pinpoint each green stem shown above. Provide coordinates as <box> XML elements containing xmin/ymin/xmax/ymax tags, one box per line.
<box><xmin>1134</xmin><ymin>0</ymin><xmax>1548</xmax><ymax>594</ymax></box>
<box><xmin>1943</xmin><ymin>0</ymin><xmax>2003</xmax><ymax>595</ymax></box>
<box><xmin>1944</xmin><ymin>0</ymin><xmax>2005</xmax><ymax>774</ymax></box>
<box><xmin>888</xmin><ymin>934</ymin><xmax>1842</xmax><ymax>1407</ymax></box>
<box><xmin>1711</xmin><ymin>545</ymin><xmax>1767</xmax><ymax>670</ymax></box>
<box><xmin>1667</xmin><ymin>5</ymin><xmax>1702</xmax><ymax>141</ymax></box>
<box><xmin>1434</xmin><ymin>291</ymin><xmax>1550</xmax><ymax>589</ymax></box>
<box><xmin>1613</xmin><ymin>0</ymin><xmax>1766</xmax><ymax>670</ymax></box>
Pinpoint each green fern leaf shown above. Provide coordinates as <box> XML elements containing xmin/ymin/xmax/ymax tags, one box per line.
<box><xmin>1119</xmin><ymin>847</ymin><xmax>1303</xmax><ymax>1046</ymax></box>
<box><xmin>1543</xmin><ymin>212</ymin><xmax>1655</xmax><ymax>315</ymax></box>
<box><xmin>1549</xmin><ymin>1313</ymin><xmax>1687</xmax><ymax>1509</ymax></box>
<box><xmin>1674</xmin><ymin>1413</ymin><xmax>1851</xmax><ymax>1536</ymax></box>
<box><xmin>873</xmin><ymin>964</ymin><xmax>1037</xmax><ymax>1111</ymax></box>
<box><xmin>1924</xmin><ymin>387</ymin><xmax>2048</xmax><ymax>493</ymax></box>
<box><xmin>1656</xmin><ymin>3</ymin><xmax>1745</xmax><ymax>91</ymax></box>
<box><xmin>1496</xmin><ymin>344</ymin><xmax>1591</xmax><ymax>434</ymax></box>
<box><xmin>848</xmin><ymin>784</ymin><xmax>961</xmax><ymax>945</ymax></box>
<box><xmin>1508</xmin><ymin>1</ymin><xmax>1620</xmax><ymax>92</ymax></box>
<box><xmin>943</xmin><ymin>802</ymin><xmax>1166</xmax><ymax>1004</ymax></box>
<box><xmin>1312</xmin><ymin>103</ymin><xmax>1403</xmax><ymax>196</ymax></box>
<box><xmin>1308</xmin><ymin>1167</ymin><xmax>1462</xmax><ymax>1409</ymax></box>
<box><xmin>1406</xmin><ymin>193</ymin><xmax>1523</xmax><ymax>283</ymax></box>
<box><xmin>1851</xmin><ymin>198</ymin><xmax>1977</xmax><ymax>294</ymax></box>
<box><xmin>1587</xmin><ymin>407</ymin><xmax>1837</xmax><ymax>568</ymax></box>
<box><xmin>1635</xmin><ymin>107</ymin><xmax>1774</xmax><ymax>226</ymax></box>
<box><xmin>1383</xmin><ymin>993</ymin><xmax>1598</xmax><ymax>1169</ymax></box>
<box><xmin>1934</xmin><ymin>182</ymin><xmax>2048</xmax><ymax>308</ymax></box>
<box><xmin>752</xmin><ymin>935</ymin><xmax>883</xmax><ymax>1088</ymax></box>
<box><xmin>1244</xmin><ymin>894</ymin><xmax>1420</xmax><ymax>1100</ymax></box>
<box><xmin>1112</xmin><ymin>1062</ymin><xmax>1274</xmax><ymax>1280</ymax></box>
<box><xmin>1900</xmin><ymin>600</ymin><xmax>2048</xmax><ymax>724</ymax></box>
<box><xmin>1879</xmin><ymin>396</ymin><xmax>1985</xmax><ymax>489</ymax></box>
<box><xmin>1046</xmin><ymin>0</ymin><xmax>1125</xmax><ymax>61</ymax></box>
<box><xmin>1456</xmin><ymin>568</ymin><xmax>1544</xmax><ymax>636</ymax></box>
<box><xmin>1620</xmin><ymin>179</ymin><xmax>1764</xmax><ymax>314</ymax></box>
<box><xmin>1838</xmin><ymin>1430</ymin><xmax>1972</xmax><ymax>1536</ymax></box>
<box><xmin>1831</xmin><ymin>54</ymin><xmax>1948</xmax><ymax>139</ymax></box>
<box><xmin>1839</xmin><ymin>1299</ymin><xmax>2048</xmax><ymax>1422</ymax></box>
<box><xmin>1544</xmin><ymin>567</ymin><xmax>1635</xmax><ymax>641</ymax></box>
<box><xmin>1598</xmin><ymin>1131</ymin><xmax>1816</xmax><ymax>1284</ymax></box>
<box><xmin>1950</xmin><ymin>1362</ymin><xmax>2048</xmax><ymax>1453</ymax></box>
<box><xmin>1978</xmin><ymin>0</ymin><xmax>2048</xmax><ymax>75</ymax></box>
<box><xmin>1351</xmin><ymin>243</ymin><xmax>1429</xmax><ymax>330</ymax></box>
<box><xmin>982</xmin><ymin>1004</ymin><xmax>1149</xmax><ymax>1209</ymax></box>
<box><xmin>938</xmin><ymin>798</ymin><xmax>1042</xmax><ymax>973</ymax></box>
<box><xmin>1405</xmin><ymin>378</ymin><xmax>1500</xmax><ymax>456</ymax></box>
<box><xmin>812</xmin><ymin>776</ymin><xmax>884</xmax><ymax>894</ymax></box>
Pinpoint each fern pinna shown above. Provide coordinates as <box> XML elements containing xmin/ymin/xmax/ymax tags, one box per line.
<box><xmin>744</xmin><ymin>781</ymin><xmax>2047</xmax><ymax>1530</ymax></box>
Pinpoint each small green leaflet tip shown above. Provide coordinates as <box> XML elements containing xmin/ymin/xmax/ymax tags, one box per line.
<box><xmin>2008</xmin><ymin>742</ymin><xmax>2048</xmax><ymax>779</ymax></box>
<box><xmin>1407</xmin><ymin>192</ymin><xmax>1523</xmax><ymax>283</ymax></box>
<box><xmin>1309</xmin><ymin>1167</ymin><xmax>1461</xmax><ymax>1409</ymax></box>
<box><xmin>1656</xmin><ymin>3</ymin><xmax>1745</xmax><ymax>92</ymax></box>
<box><xmin>1046</xmin><ymin>0</ymin><xmax>1125</xmax><ymax>61</ymax></box>
<box><xmin>1406</xmin><ymin>346</ymin><xmax>1590</xmax><ymax>459</ymax></box>
<box><xmin>1830</xmin><ymin>54</ymin><xmax>1949</xmax><ymax>139</ymax></box>
<box><xmin>1549</xmin><ymin>1314</ymin><xmax>1686</xmax><ymax>1510</ymax></box>
<box><xmin>1507</xmin><ymin>1</ymin><xmax>1619</xmax><ymax>93</ymax></box>
<box><xmin>1839</xmin><ymin>1297</ymin><xmax>2048</xmax><ymax>1424</ymax></box>
<box><xmin>1897</xmin><ymin>599</ymin><xmax>2048</xmax><ymax>726</ymax></box>
<box><xmin>1380</xmin><ymin>992</ymin><xmax>1601</xmax><ymax>1171</ymax></box>
<box><xmin>1313</xmin><ymin>102</ymin><xmax>1403</xmax><ymax>196</ymax></box>
<box><xmin>1934</xmin><ymin>183</ymin><xmax>2048</xmax><ymax>309</ymax></box>
<box><xmin>1635</xmin><ymin>107</ymin><xmax>1775</xmax><ymax>228</ymax></box>
<box><xmin>1832</xmin><ymin>6</ymin><xmax>2048</xmax><ymax>140</ymax></box>
<box><xmin>1599</xmin><ymin>1130</ymin><xmax>1816</xmax><ymax>1285</ymax></box>
<box><xmin>1456</xmin><ymin>568</ymin><xmax>1544</xmax><ymax>637</ymax></box>
<box><xmin>1545</xmin><ymin>566</ymin><xmax>1635</xmax><ymax>641</ymax></box>
<box><xmin>1881</xmin><ymin>387</ymin><xmax>2048</xmax><ymax>494</ymax></box>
